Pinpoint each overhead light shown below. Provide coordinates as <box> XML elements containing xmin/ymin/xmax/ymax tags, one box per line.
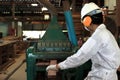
<box><xmin>63</xmin><ymin>30</ymin><xmax>68</xmax><ymax>32</ymax></box>
<box><xmin>31</xmin><ymin>3</ymin><xmax>38</xmax><ymax>6</ymax></box>
<box><xmin>42</xmin><ymin>7</ymin><xmax>48</xmax><ymax>11</ymax></box>
<box><xmin>44</xmin><ymin>14</ymin><xmax>50</xmax><ymax>20</ymax></box>
<box><xmin>14</xmin><ymin>18</ymin><xmax>18</xmax><ymax>20</ymax></box>
<box><xmin>70</xmin><ymin>7</ymin><xmax>72</xmax><ymax>10</ymax></box>
<box><xmin>18</xmin><ymin>21</ymin><xmax>22</xmax><ymax>27</ymax></box>
<box><xmin>26</xmin><ymin>18</ymin><xmax>30</xmax><ymax>20</ymax></box>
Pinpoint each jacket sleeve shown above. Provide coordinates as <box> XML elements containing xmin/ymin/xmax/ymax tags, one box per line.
<box><xmin>58</xmin><ymin>37</ymin><xmax>100</xmax><ymax>70</ymax></box>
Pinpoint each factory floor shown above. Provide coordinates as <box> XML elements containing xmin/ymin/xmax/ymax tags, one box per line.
<box><xmin>1</xmin><ymin>50</ymin><xmax>120</xmax><ymax>80</ymax></box>
<box><xmin>0</xmin><ymin>51</ymin><xmax>26</xmax><ymax>80</ymax></box>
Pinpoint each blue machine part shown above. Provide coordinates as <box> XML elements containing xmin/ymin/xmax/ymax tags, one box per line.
<box><xmin>64</xmin><ymin>10</ymin><xmax>78</xmax><ymax>46</ymax></box>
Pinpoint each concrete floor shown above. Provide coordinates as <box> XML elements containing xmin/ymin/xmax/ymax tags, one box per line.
<box><xmin>8</xmin><ymin>63</ymin><xmax>26</xmax><ymax>80</ymax></box>
<box><xmin>0</xmin><ymin>51</ymin><xmax>26</xmax><ymax>80</ymax></box>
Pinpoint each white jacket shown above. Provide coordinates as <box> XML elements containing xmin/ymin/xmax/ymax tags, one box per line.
<box><xmin>58</xmin><ymin>24</ymin><xmax>120</xmax><ymax>80</ymax></box>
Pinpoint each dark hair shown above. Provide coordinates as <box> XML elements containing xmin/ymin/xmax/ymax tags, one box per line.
<box><xmin>91</xmin><ymin>12</ymin><xmax>103</xmax><ymax>24</ymax></box>
<box><xmin>102</xmin><ymin>6</ymin><xmax>108</xmax><ymax>9</ymax></box>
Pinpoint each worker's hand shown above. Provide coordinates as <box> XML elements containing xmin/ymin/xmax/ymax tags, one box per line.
<box><xmin>46</xmin><ymin>65</ymin><xmax>58</xmax><ymax>71</ymax></box>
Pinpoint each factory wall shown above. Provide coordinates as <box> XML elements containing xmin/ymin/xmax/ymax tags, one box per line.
<box><xmin>0</xmin><ymin>22</ymin><xmax>8</xmax><ymax>37</ymax></box>
<box><xmin>105</xmin><ymin>0</ymin><xmax>116</xmax><ymax>10</ymax></box>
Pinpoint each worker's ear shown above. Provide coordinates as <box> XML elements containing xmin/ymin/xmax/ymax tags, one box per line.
<box><xmin>82</xmin><ymin>16</ymin><xmax>92</xmax><ymax>27</ymax></box>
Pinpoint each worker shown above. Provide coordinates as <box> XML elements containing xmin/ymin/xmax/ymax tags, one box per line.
<box><xmin>46</xmin><ymin>2</ymin><xmax>120</xmax><ymax>80</ymax></box>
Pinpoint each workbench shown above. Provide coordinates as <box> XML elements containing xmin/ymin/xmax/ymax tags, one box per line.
<box><xmin>0</xmin><ymin>40</ymin><xmax>16</xmax><ymax>71</ymax></box>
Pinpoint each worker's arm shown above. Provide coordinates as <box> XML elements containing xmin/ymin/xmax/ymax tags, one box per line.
<box><xmin>46</xmin><ymin>37</ymin><xmax>101</xmax><ymax>71</ymax></box>
<box><xmin>58</xmin><ymin>37</ymin><xmax>100</xmax><ymax>70</ymax></box>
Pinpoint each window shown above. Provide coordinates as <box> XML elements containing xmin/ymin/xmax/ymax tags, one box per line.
<box><xmin>23</xmin><ymin>31</ymin><xmax>46</xmax><ymax>39</ymax></box>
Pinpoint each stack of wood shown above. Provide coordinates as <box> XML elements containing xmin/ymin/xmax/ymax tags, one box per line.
<box><xmin>47</xmin><ymin>60</ymin><xmax>57</xmax><ymax>79</ymax></box>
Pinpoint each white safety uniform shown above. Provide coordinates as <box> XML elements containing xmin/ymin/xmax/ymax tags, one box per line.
<box><xmin>58</xmin><ymin>24</ymin><xmax>120</xmax><ymax>80</ymax></box>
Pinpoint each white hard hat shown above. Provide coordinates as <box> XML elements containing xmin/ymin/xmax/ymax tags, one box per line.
<box><xmin>81</xmin><ymin>2</ymin><xmax>101</xmax><ymax>19</ymax></box>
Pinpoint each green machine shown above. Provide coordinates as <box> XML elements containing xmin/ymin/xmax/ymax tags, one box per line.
<box><xmin>26</xmin><ymin>16</ymin><xmax>76</xmax><ymax>80</ymax></box>
<box><xmin>26</xmin><ymin>16</ymin><xmax>91</xmax><ymax>80</ymax></box>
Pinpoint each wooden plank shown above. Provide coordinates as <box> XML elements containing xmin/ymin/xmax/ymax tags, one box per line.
<box><xmin>47</xmin><ymin>60</ymin><xmax>57</xmax><ymax>79</ymax></box>
<box><xmin>0</xmin><ymin>59</ymin><xmax>15</xmax><ymax>71</ymax></box>
<box><xmin>36</xmin><ymin>62</ymin><xmax>49</xmax><ymax>66</ymax></box>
